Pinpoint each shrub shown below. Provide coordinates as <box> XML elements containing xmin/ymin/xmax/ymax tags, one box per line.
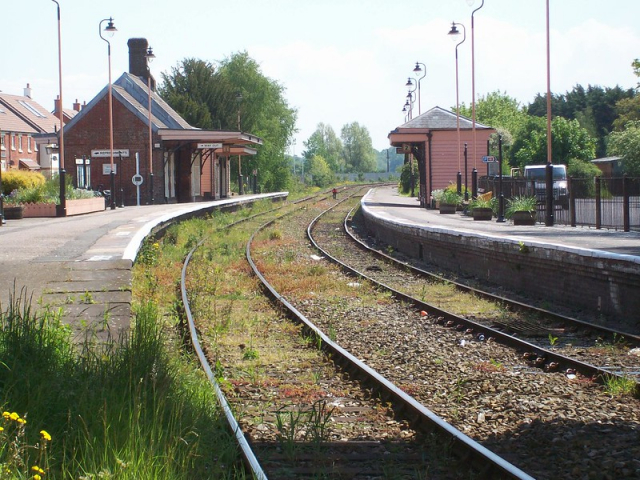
<box><xmin>505</xmin><ymin>195</ymin><xmax>537</xmax><ymax>217</ymax></box>
<box><xmin>1</xmin><ymin>170</ymin><xmax>45</xmax><ymax>195</ymax></box>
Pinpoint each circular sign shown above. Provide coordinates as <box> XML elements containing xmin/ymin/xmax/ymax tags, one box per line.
<box><xmin>132</xmin><ymin>174</ymin><xmax>144</xmax><ymax>186</ymax></box>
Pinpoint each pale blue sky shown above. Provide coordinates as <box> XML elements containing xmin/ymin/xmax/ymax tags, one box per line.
<box><xmin>3</xmin><ymin>0</ymin><xmax>639</xmax><ymax>150</ymax></box>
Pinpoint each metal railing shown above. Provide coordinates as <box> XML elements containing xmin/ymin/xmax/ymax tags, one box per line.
<box><xmin>478</xmin><ymin>175</ymin><xmax>640</xmax><ymax>231</ymax></box>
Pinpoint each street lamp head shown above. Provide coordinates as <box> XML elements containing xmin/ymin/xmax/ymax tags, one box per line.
<box><xmin>236</xmin><ymin>91</ymin><xmax>243</xmax><ymax>102</ymax></box>
<box><xmin>412</xmin><ymin>62</ymin><xmax>424</xmax><ymax>75</ymax></box>
<box><xmin>146</xmin><ymin>47</ymin><xmax>155</xmax><ymax>62</ymax></box>
<box><xmin>104</xmin><ymin>17</ymin><xmax>117</xmax><ymax>37</ymax></box>
<box><xmin>405</xmin><ymin>77</ymin><xmax>414</xmax><ymax>88</ymax></box>
<box><xmin>448</xmin><ymin>22</ymin><xmax>461</xmax><ymax>39</ymax></box>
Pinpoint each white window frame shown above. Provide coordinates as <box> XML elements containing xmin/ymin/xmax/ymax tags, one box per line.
<box><xmin>27</xmin><ymin>135</ymin><xmax>32</xmax><ymax>153</ymax></box>
<box><xmin>18</xmin><ymin>134</ymin><xmax>23</xmax><ymax>153</ymax></box>
<box><xmin>10</xmin><ymin>134</ymin><xmax>15</xmax><ymax>150</ymax></box>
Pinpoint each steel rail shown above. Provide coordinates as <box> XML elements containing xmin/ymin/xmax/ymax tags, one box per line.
<box><xmin>346</xmin><ymin>204</ymin><xmax>640</xmax><ymax>346</ymax></box>
<box><xmin>176</xmin><ymin>190</ymin><xmax>342</xmax><ymax>480</ymax></box>
<box><xmin>248</xmin><ymin>211</ymin><xmax>535</xmax><ymax>479</ymax></box>
<box><xmin>306</xmin><ymin>199</ymin><xmax>639</xmax><ymax>394</ymax></box>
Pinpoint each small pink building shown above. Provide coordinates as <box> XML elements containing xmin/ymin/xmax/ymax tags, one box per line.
<box><xmin>388</xmin><ymin>106</ymin><xmax>496</xmax><ymax>207</ymax></box>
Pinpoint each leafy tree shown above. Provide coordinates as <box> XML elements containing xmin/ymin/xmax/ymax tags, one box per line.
<box><xmin>303</xmin><ymin>123</ymin><xmax>343</xmax><ymax>173</ymax></box>
<box><xmin>376</xmin><ymin>147</ymin><xmax>404</xmax><ymax>173</ymax></box>
<box><xmin>307</xmin><ymin>155</ymin><xmax>334</xmax><ymax>187</ymax></box>
<box><xmin>458</xmin><ymin>91</ymin><xmax>528</xmax><ymax>160</ymax></box>
<box><xmin>340</xmin><ymin>122</ymin><xmax>376</xmax><ymax>173</ymax></box>
<box><xmin>159</xmin><ymin>52</ymin><xmax>298</xmax><ymax>192</ymax></box>
<box><xmin>528</xmin><ymin>85</ymin><xmax>635</xmax><ymax>157</ymax></box>
<box><xmin>613</xmin><ymin>59</ymin><xmax>640</xmax><ymax>130</ymax></box>
<box><xmin>511</xmin><ymin>116</ymin><xmax>596</xmax><ymax>168</ymax></box>
<box><xmin>607</xmin><ymin>121</ymin><xmax>640</xmax><ymax>176</ymax></box>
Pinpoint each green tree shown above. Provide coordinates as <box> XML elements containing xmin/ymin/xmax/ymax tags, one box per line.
<box><xmin>613</xmin><ymin>59</ymin><xmax>640</xmax><ymax>130</ymax></box>
<box><xmin>458</xmin><ymin>91</ymin><xmax>528</xmax><ymax>160</ymax></box>
<box><xmin>340</xmin><ymin>122</ymin><xmax>376</xmax><ymax>173</ymax></box>
<box><xmin>303</xmin><ymin>123</ymin><xmax>344</xmax><ymax>173</ymax></box>
<box><xmin>511</xmin><ymin>116</ymin><xmax>596</xmax><ymax>168</ymax></box>
<box><xmin>159</xmin><ymin>52</ymin><xmax>298</xmax><ymax>192</ymax></box>
<box><xmin>307</xmin><ymin>155</ymin><xmax>334</xmax><ymax>187</ymax></box>
<box><xmin>607</xmin><ymin>121</ymin><xmax>640</xmax><ymax>176</ymax></box>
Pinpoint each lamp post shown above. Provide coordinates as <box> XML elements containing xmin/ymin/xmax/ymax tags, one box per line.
<box><xmin>99</xmin><ymin>17</ymin><xmax>117</xmax><ymax>210</ymax></box>
<box><xmin>467</xmin><ymin>0</ymin><xmax>484</xmax><ymax>172</ymax></box>
<box><xmin>412</xmin><ymin>62</ymin><xmax>426</xmax><ymax>115</ymax></box>
<box><xmin>448</xmin><ymin>21</ymin><xmax>466</xmax><ymax>196</ymax></box>
<box><xmin>236</xmin><ymin>91</ymin><xmax>243</xmax><ymax>194</ymax></box>
<box><xmin>464</xmin><ymin>143</ymin><xmax>469</xmax><ymax>201</ymax></box>
<box><xmin>52</xmin><ymin>0</ymin><xmax>66</xmax><ymax>217</ymax></box>
<box><xmin>404</xmin><ymin>78</ymin><xmax>416</xmax><ymax>120</ymax></box>
<box><xmin>145</xmin><ymin>46</ymin><xmax>155</xmax><ymax>205</ymax></box>
<box><xmin>545</xmin><ymin>0</ymin><xmax>554</xmax><ymax>226</ymax></box>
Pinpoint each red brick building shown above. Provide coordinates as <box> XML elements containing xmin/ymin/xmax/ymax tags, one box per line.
<box><xmin>388</xmin><ymin>106</ymin><xmax>496</xmax><ymax>207</ymax></box>
<box><xmin>0</xmin><ymin>85</ymin><xmax>63</xmax><ymax>176</ymax></box>
<box><xmin>63</xmin><ymin>38</ymin><xmax>261</xmax><ymax>206</ymax></box>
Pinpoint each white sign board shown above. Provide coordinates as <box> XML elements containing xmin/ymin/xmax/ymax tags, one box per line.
<box><xmin>132</xmin><ymin>174</ymin><xmax>144</xmax><ymax>186</ymax></box>
<box><xmin>92</xmin><ymin>149</ymin><xmax>130</xmax><ymax>158</ymax></box>
<box><xmin>102</xmin><ymin>164</ymin><xmax>117</xmax><ymax>175</ymax></box>
<box><xmin>197</xmin><ymin>143</ymin><xmax>223</xmax><ymax>149</ymax></box>
<box><xmin>482</xmin><ymin>156</ymin><xmax>497</xmax><ymax>163</ymax></box>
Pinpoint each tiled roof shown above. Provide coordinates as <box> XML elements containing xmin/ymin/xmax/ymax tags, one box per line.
<box><xmin>64</xmin><ymin>72</ymin><xmax>196</xmax><ymax>134</ymax></box>
<box><xmin>400</xmin><ymin>106</ymin><xmax>492</xmax><ymax>130</ymax></box>
<box><xmin>0</xmin><ymin>104</ymin><xmax>38</xmax><ymax>134</ymax></box>
<box><xmin>0</xmin><ymin>93</ymin><xmax>60</xmax><ymax>133</ymax></box>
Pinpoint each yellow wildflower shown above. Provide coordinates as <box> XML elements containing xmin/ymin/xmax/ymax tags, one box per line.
<box><xmin>0</xmin><ymin>426</ymin><xmax>4</xmax><ymax>432</ymax></box>
<box><xmin>40</xmin><ymin>430</ymin><xmax>52</xmax><ymax>441</ymax></box>
<box><xmin>9</xmin><ymin>412</ymin><xmax>18</xmax><ymax>421</ymax></box>
<box><xmin>32</xmin><ymin>466</ymin><xmax>45</xmax><ymax>474</ymax></box>
<box><xmin>2</xmin><ymin>411</ymin><xmax>9</xmax><ymax>419</ymax></box>
<box><xmin>33</xmin><ymin>475</ymin><xmax>42</xmax><ymax>480</ymax></box>
<box><xmin>17</xmin><ymin>417</ymin><xmax>26</xmax><ymax>425</ymax></box>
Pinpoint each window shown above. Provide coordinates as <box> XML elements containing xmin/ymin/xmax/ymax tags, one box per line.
<box><xmin>18</xmin><ymin>134</ymin><xmax>23</xmax><ymax>152</ymax></box>
<box><xmin>0</xmin><ymin>132</ymin><xmax>5</xmax><ymax>151</ymax></box>
<box><xmin>18</xmin><ymin>100</ymin><xmax>46</xmax><ymax>118</ymax></box>
<box><xmin>27</xmin><ymin>136</ymin><xmax>32</xmax><ymax>153</ymax></box>
<box><xmin>10</xmin><ymin>134</ymin><xmax>15</xmax><ymax>150</ymax></box>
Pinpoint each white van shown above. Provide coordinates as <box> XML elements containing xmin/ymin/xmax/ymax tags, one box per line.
<box><xmin>523</xmin><ymin>164</ymin><xmax>568</xmax><ymax>208</ymax></box>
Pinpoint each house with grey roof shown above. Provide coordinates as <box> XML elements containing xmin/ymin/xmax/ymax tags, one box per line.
<box><xmin>63</xmin><ymin>38</ymin><xmax>262</xmax><ymax>206</ymax></box>
<box><xmin>388</xmin><ymin>106</ymin><xmax>496</xmax><ymax>208</ymax></box>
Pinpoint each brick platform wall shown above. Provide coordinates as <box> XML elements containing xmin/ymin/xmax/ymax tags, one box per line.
<box><xmin>362</xmin><ymin>208</ymin><xmax>640</xmax><ymax>330</ymax></box>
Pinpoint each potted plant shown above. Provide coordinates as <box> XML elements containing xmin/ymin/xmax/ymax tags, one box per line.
<box><xmin>506</xmin><ymin>195</ymin><xmax>537</xmax><ymax>225</ymax></box>
<box><xmin>469</xmin><ymin>195</ymin><xmax>494</xmax><ymax>221</ymax></box>
<box><xmin>430</xmin><ymin>189</ymin><xmax>444</xmax><ymax>209</ymax></box>
<box><xmin>438</xmin><ymin>189</ymin><xmax>462</xmax><ymax>214</ymax></box>
<box><xmin>1</xmin><ymin>191</ymin><xmax>24</xmax><ymax>220</ymax></box>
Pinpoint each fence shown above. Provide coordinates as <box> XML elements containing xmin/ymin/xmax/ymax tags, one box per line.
<box><xmin>478</xmin><ymin>175</ymin><xmax>640</xmax><ymax>231</ymax></box>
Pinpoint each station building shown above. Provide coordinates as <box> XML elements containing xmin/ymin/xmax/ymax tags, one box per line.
<box><xmin>63</xmin><ymin>38</ymin><xmax>262</xmax><ymax>206</ymax></box>
<box><xmin>388</xmin><ymin>106</ymin><xmax>496</xmax><ymax>208</ymax></box>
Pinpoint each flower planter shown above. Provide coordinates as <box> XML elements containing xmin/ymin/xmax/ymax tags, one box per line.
<box><xmin>66</xmin><ymin>197</ymin><xmax>106</xmax><ymax>216</ymax></box>
<box><xmin>3</xmin><ymin>206</ymin><xmax>24</xmax><ymax>220</ymax></box>
<box><xmin>23</xmin><ymin>203</ymin><xmax>57</xmax><ymax>218</ymax></box>
<box><xmin>439</xmin><ymin>203</ymin><xmax>457</xmax><ymax>214</ymax></box>
<box><xmin>512</xmin><ymin>211</ymin><xmax>536</xmax><ymax>226</ymax></box>
<box><xmin>472</xmin><ymin>207</ymin><xmax>493</xmax><ymax>221</ymax></box>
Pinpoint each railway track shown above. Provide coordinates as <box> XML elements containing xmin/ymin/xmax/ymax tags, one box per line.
<box><xmin>298</xmin><ymin>193</ymin><xmax>640</xmax><ymax>479</ymax></box>
<box><xmin>180</xmin><ymin>187</ymin><xmax>533</xmax><ymax>479</ymax></box>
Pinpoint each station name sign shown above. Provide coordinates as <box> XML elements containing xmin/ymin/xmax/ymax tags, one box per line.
<box><xmin>92</xmin><ymin>149</ymin><xmax>130</xmax><ymax>158</ymax></box>
<box><xmin>197</xmin><ymin>143</ymin><xmax>223</xmax><ymax>149</ymax></box>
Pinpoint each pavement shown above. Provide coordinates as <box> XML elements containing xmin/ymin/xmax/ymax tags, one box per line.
<box><xmin>362</xmin><ymin>186</ymin><xmax>640</xmax><ymax>264</ymax></box>
<box><xmin>0</xmin><ymin>193</ymin><xmax>286</xmax><ymax>343</ymax></box>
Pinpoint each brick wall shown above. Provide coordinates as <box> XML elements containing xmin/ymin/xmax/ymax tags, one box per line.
<box><xmin>362</xmin><ymin>208</ymin><xmax>640</xmax><ymax>330</ymax></box>
<box><xmin>64</xmin><ymin>96</ymin><xmax>162</xmax><ymax>204</ymax></box>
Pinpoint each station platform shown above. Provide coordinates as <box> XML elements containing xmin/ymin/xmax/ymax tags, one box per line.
<box><xmin>362</xmin><ymin>186</ymin><xmax>640</xmax><ymax>263</ymax></box>
<box><xmin>0</xmin><ymin>193</ymin><xmax>287</xmax><ymax>342</ymax></box>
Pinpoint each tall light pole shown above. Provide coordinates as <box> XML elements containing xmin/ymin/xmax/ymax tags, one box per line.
<box><xmin>467</xmin><ymin>0</ymin><xmax>484</xmax><ymax>171</ymax></box>
<box><xmin>99</xmin><ymin>17</ymin><xmax>117</xmax><ymax>210</ymax></box>
<box><xmin>236</xmin><ymin>91</ymin><xmax>243</xmax><ymax>194</ymax></box>
<box><xmin>412</xmin><ymin>62</ymin><xmax>426</xmax><ymax>115</ymax></box>
<box><xmin>448</xmin><ymin>21</ymin><xmax>466</xmax><ymax>191</ymax></box>
<box><xmin>545</xmin><ymin>0</ymin><xmax>554</xmax><ymax>226</ymax></box>
<box><xmin>52</xmin><ymin>0</ymin><xmax>66</xmax><ymax>217</ymax></box>
<box><xmin>146</xmin><ymin>46</ymin><xmax>155</xmax><ymax>204</ymax></box>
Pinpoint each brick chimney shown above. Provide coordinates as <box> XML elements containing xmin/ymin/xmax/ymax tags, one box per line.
<box><xmin>24</xmin><ymin>83</ymin><xmax>32</xmax><ymax>98</ymax></box>
<box><xmin>54</xmin><ymin>95</ymin><xmax>62</xmax><ymax>115</ymax></box>
<box><xmin>73</xmin><ymin>99</ymin><xmax>81</xmax><ymax>112</ymax></box>
<box><xmin>128</xmin><ymin>38</ymin><xmax>156</xmax><ymax>90</ymax></box>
